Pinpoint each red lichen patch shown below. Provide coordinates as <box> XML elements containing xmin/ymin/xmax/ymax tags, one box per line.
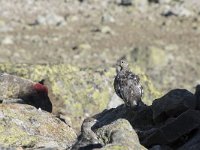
<box><xmin>33</xmin><ymin>83</ymin><xmax>48</xmax><ymax>94</ymax></box>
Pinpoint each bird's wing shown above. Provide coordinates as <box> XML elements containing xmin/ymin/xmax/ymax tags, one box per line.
<box><xmin>114</xmin><ymin>75</ymin><xmax>123</xmax><ymax>99</ymax></box>
<box><xmin>128</xmin><ymin>73</ymin><xmax>143</xmax><ymax>97</ymax></box>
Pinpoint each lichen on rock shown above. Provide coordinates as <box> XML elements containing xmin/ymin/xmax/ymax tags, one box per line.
<box><xmin>0</xmin><ymin>104</ymin><xmax>77</xmax><ymax>149</ymax></box>
<box><xmin>0</xmin><ymin>63</ymin><xmax>161</xmax><ymax>131</ymax></box>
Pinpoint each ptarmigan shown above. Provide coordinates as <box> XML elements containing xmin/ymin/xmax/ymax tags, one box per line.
<box><xmin>114</xmin><ymin>59</ymin><xmax>143</xmax><ymax>108</ymax></box>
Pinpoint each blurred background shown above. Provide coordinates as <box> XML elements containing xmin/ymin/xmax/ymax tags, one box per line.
<box><xmin>0</xmin><ymin>0</ymin><xmax>200</xmax><ymax>130</ymax></box>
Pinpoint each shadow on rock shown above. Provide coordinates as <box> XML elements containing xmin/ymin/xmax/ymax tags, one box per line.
<box><xmin>88</xmin><ymin>87</ymin><xmax>200</xmax><ymax>150</ymax></box>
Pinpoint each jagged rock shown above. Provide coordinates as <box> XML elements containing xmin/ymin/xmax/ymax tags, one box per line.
<box><xmin>195</xmin><ymin>84</ymin><xmax>200</xmax><ymax>110</ymax></box>
<box><xmin>149</xmin><ymin>145</ymin><xmax>172</xmax><ymax>150</ymax></box>
<box><xmin>0</xmin><ymin>104</ymin><xmax>77</xmax><ymax>149</ymax></box>
<box><xmin>130</xmin><ymin>105</ymin><xmax>154</xmax><ymax>130</ymax></box>
<box><xmin>92</xmin><ymin>105</ymin><xmax>146</xmax><ymax>149</ymax></box>
<box><xmin>178</xmin><ymin>129</ymin><xmax>200</xmax><ymax>150</ymax></box>
<box><xmin>117</xmin><ymin>0</ymin><xmax>132</xmax><ymax>6</ymax></box>
<box><xmin>151</xmin><ymin>89</ymin><xmax>196</xmax><ymax>123</ymax></box>
<box><xmin>141</xmin><ymin>110</ymin><xmax>200</xmax><ymax>148</ymax></box>
<box><xmin>0</xmin><ymin>73</ymin><xmax>52</xmax><ymax>112</ymax></box>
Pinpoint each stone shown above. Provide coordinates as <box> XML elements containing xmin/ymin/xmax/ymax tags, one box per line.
<box><xmin>141</xmin><ymin>110</ymin><xmax>200</xmax><ymax>147</ymax></box>
<box><xmin>1</xmin><ymin>36</ymin><xmax>14</xmax><ymax>45</ymax></box>
<box><xmin>78</xmin><ymin>43</ymin><xmax>91</xmax><ymax>50</ymax></box>
<box><xmin>101</xmin><ymin>14</ymin><xmax>115</xmax><ymax>23</ymax></box>
<box><xmin>130</xmin><ymin>105</ymin><xmax>154</xmax><ymax>130</ymax></box>
<box><xmin>134</xmin><ymin>0</ymin><xmax>149</xmax><ymax>12</ymax></box>
<box><xmin>151</xmin><ymin>89</ymin><xmax>196</xmax><ymax>123</ymax></box>
<box><xmin>158</xmin><ymin>0</ymin><xmax>172</xmax><ymax>4</ymax></box>
<box><xmin>149</xmin><ymin>145</ymin><xmax>172</xmax><ymax>150</ymax></box>
<box><xmin>119</xmin><ymin>0</ymin><xmax>132</xmax><ymax>6</ymax></box>
<box><xmin>88</xmin><ymin>104</ymin><xmax>147</xmax><ymax>149</ymax></box>
<box><xmin>100</xmin><ymin>26</ymin><xmax>114</xmax><ymax>34</ymax></box>
<box><xmin>35</xmin><ymin>13</ymin><xmax>66</xmax><ymax>26</ymax></box>
<box><xmin>195</xmin><ymin>84</ymin><xmax>200</xmax><ymax>110</ymax></box>
<box><xmin>0</xmin><ymin>104</ymin><xmax>77</xmax><ymax>149</ymax></box>
<box><xmin>95</xmin><ymin>119</ymin><xmax>146</xmax><ymax>150</ymax></box>
<box><xmin>161</xmin><ymin>5</ymin><xmax>194</xmax><ymax>17</ymax></box>
<box><xmin>178</xmin><ymin>129</ymin><xmax>200</xmax><ymax>150</ymax></box>
<box><xmin>0</xmin><ymin>73</ymin><xmax>52</xmax><ymax>112</ymax></box>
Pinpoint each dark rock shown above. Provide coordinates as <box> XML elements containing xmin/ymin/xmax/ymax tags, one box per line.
<box><xmin>0</xmin><ymin>73</ymin><xmax>52</xmax><ymax>112</ymax></box>
<box><xmin>178</xmin><ymin>129</ymin><xmax>200</xmax><ymax>150</ymax></box>
<box><xmin>195</xmin><ymin>84</ymin><xmax>200</xmax><ymax>110</ymax></box>
<box><xmin>91</xmin><ymin>104</ymin><xmax>146</xmax><ymax>149</ymax></box>
<box><xmin>151</xmin><ymin>89</ymin><xmax>196</xmax><ymax>123</ymax></box>
<box><xmin>149</xmin><ymin>145</ymin><xmax>172</xmax><ymax>150</ymax></box>
<box><xmin>130</xmin><ymin>105</ymin><xmax>154</xmax><ymax>130</ymax></box>
<box><xmin>148</xmin><ymin>0</ymin><xmax>159</xmax><ymax>3</ymax></box>
<box><xmin>141</xmin><ymin>110</ymin><xmax>200</xmax><ymax>147</ymax></box>
<box><xmin>119</xmin><ymin>0</ymin><xmax>132</xmax><ymax>6</ymax></box>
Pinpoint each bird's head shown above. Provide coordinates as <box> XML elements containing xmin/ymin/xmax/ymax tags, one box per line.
<box><xmin>81</xmin><ymin>117</ymin><xmax>98</xmax><ymax>133</ymax></box>
<box><xmin>116</xmin><ymin>59</ymin><xmax>129</xmax><ymax>73</ymax></box>
<box><xmin>33</xmin><ymin>82</ymin><xmax>48</xmax><ymax>94</ymax></box>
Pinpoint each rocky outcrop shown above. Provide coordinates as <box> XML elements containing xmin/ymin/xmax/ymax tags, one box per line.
<box><xmin>152</xmin><ymin>89</ymin><xmax>196</xmax><ymax>123</ymax></box>
<box><xmin>71</xmin><ymin>86</ymin><xmax>200</xmax><ymax>150</ymax></box>
<box><xmin>94</xmin><ymin>107</ymin><xmax>146</xmax><ymax>150</ymax></box>
<box><xmin>137</xmin><ymin>87</ymin><xmax>200</xmax><ymax>149</ymax></box>
<box><xmin>0</xmin><ymin>104</ymin><xmax>77</xmax><ymax>149</ymax></box>
<box><xmin>1</xmin><ymin>72</ymin><xmax>200</xmax><ymax>150</ymax></box>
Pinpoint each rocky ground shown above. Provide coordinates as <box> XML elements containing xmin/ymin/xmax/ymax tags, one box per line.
<box><xmin>0</xmin><ymin>0</ymin><xmax>200</xmax><ymax>149</ymax></box>
<box><xmin>1</xmin><ymin>74</ymin><xmax>200</xmax><ymax>150</ymax></box>
<box><xmin>0</xmin><ymin>0</ymin><xmax>200</xmax><ymax>91</ymax></box>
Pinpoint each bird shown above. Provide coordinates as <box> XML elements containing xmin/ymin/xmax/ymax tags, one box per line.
<box><xmin>31</xmin><ymin>79</ymin><xmax>52</xmax><ymax>112</ymax></box>
<box><xmin>0</xmin><ymin>74</ymin><xmax>52</xmax><ymax>112</ymax></box>
<box><xmin>71</xmin><ymin>117</ymin><xmax>102</xmax><ymax>150</ymax></box>
<box><xmin>114</xmin><ymin>59</ymin><xmax>143</xmax><ymax>109</ymax></box>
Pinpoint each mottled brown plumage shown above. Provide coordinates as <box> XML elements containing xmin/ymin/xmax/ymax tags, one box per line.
<box><xmin>114</xmin><ymin>60</ymin><xmax>143</xmax><ymax>108</ymax></box>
